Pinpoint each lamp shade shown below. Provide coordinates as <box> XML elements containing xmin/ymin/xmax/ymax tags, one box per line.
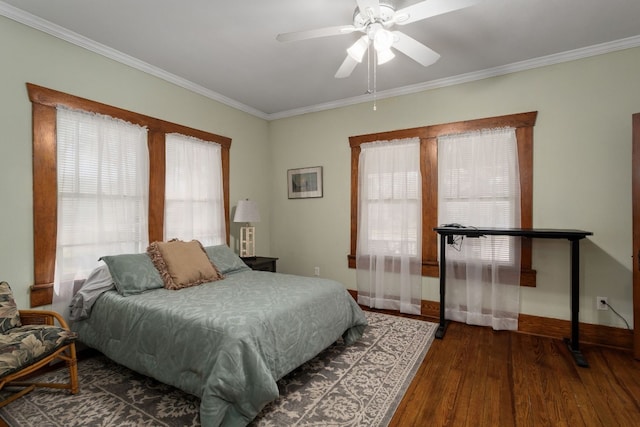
<box><xmin>233</xmin><ymin>199</ymin><xmax>261</xmax><ymax>223</ymax></box>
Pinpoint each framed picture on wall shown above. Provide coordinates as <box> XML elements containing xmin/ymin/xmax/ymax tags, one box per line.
<box><xmin>287</xmin><ymin>166</ymin><xmax>323</xmax><ymax>199</ymax></box>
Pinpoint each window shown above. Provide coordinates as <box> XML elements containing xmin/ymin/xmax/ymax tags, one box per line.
<box><xmin>356</xmin><ymin>138</ymin><xmax>423</xmax><ymax>314</ymax></box>
<box><xmin>438</xmin><ymin>128</ymin><xmax>520</xmax><ymax>265</ymax></box>
<box><xmin>28</xmin><ymin>83</ymin><xmax>231</xmax><ymax>307</ymax></box>
<box><xmin>53</xmin><ymin>107</ymin><xmax>150</xmax><ymax>315</ymax></box>
<box><xmin>348</xmin><ymin>112</ymin><xmax>537</xmax><ymax>285</ymax></box>
<box><xmin>56</xmin><ymin>107</ymin><xmax>150</xmax><ymax>270</ymax></box>
<box><xmin>164</xmin><ymin>133</ymin><xmax>226</xmax><ymax>245</ymax></box>
<box><xmin>358</xmin><ymin>139</ymin><xmax>421</xmax><ymax>257</ymax></box>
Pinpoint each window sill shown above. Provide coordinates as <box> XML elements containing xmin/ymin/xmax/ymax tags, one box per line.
<box><xmin>347</xmin><ymin>254</ymin><xmax>536</xmax><ymax>286</ymax></box>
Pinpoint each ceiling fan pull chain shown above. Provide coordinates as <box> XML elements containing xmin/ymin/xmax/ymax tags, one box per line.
<box><xmin>373</xmin><ymin>49</ymin><xmax>377</xmax><ymax>111</ymax></box>
<box><xmin>367</xmin><ymin>43</ymin><xmax>372</xmax><ymax>95</ymax></box>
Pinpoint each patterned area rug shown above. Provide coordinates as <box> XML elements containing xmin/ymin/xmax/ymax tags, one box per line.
<box><xmin>0</xmin><ymin>311</ymin><xmax>436</xmax><ymax>426</ymax></box>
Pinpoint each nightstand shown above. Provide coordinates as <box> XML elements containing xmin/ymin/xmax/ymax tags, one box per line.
<box><xmin>242</xmin><ymin>256</ymin><xmax>278</xmax><ymax>272</ymax></box>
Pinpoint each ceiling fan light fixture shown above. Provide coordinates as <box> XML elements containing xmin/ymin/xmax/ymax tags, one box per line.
<box><xmin>347</xmin><ymin>35</ymin><xmax>369</xmax><ymax>62</ymax></box>
<box><xmin>277</xmin><ymin>0</ymin><xmax>477</xmax><ymax>82</ymax></box>
<box><xmin>372</xmin><ymin>26</ymin><xmax>394</xmax><ymax>52</ymax></box>
<box><xmin>376</xmin><ymin>47</ymin><xmax>395</xmax><ymax>65</ymax></box>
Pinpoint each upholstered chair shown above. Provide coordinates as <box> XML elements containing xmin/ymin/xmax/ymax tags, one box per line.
<box><xmin>0</xmin><ymin>281</ymin><xmax>78</xmax><ymax>407</ymax></box>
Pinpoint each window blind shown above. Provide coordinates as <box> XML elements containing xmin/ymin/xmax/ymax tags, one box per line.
<box><xmin>164</xmin><ymin>133</ymin><xmax>225</xmax><ymax>245</ymax></box>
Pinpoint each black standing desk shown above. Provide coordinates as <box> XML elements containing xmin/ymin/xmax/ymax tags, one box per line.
<box><xmin>434</xmin><ymin>227</ymin><xmax>593</xmax><ymax>367</ymax></box>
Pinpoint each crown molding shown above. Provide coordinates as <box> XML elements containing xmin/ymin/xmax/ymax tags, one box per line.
<box><xmin>268</xmin><ymin>35</ymin><xmax>640</xmax><ymax>120</ymax></box>
<box><xmin>0</xmin><ymin>2</ymin><xmax>269</xmax><ymax>120</ymax></box>
<box><xmin>3</xmin><ymin>1</ymin><xmax>639</xmax><ymax>121</ymax></box>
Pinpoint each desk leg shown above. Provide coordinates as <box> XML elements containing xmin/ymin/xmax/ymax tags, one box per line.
<box><xmin>565</xmin><ymin>239</ymin><xmax>589</xmax><ymax>367</ymax></box>
<box><xmin>436</xmin><ymin>233</ymin><xmax>449</xmax><ymax>339</ymax></box>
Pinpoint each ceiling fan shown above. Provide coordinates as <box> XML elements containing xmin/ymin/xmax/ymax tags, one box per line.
<box><xmin>276</xmin><ymin>0</ymin><xmax>479</xmax><ymax>78</ymax></box>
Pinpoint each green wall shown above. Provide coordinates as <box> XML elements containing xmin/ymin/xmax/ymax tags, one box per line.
<box><xmin>2</xmin><ymin>14</ymin><xmax>640</xmax><ymax>329</ymax></box>
<box><xmin>0</xmin><ymin>16</ymin><xmax>271</xmax><ymax>308</ymax></box>
<box><xmin>269</xmin><ymin>47</ymin><xmax>640</xmax><ymax>328</ymax></box>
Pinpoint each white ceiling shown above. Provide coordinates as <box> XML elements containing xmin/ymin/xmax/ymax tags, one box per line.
<box><xmin>2</xmin><ymin>0</ymin><xmax>640</xmax><ymax>119</ymax></box>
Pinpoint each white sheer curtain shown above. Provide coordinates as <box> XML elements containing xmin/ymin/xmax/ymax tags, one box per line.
<box><xmin>356</xmin><ymin>137</ymin><xmax>422</xmax><ymax>315</ymax></box>
<box><xmin>53</xmin><ymin>107</ymin><xmax>149</xmax><ymax>320</ymax></box>
<box><xmin>164</xmin><ymin>133</ymin><xmax>225</xmax><ymax>246</ymax></box>
<box><xmin>438</xmin><ymin>128</ymin><xmax>521</xmax><ymax>330</ymax></box>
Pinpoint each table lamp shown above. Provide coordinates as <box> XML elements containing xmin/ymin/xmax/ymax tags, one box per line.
<box><xmin>233</xmin><ymin>199</ymin><xmax>261</xmax><ymax>258</ymax></box>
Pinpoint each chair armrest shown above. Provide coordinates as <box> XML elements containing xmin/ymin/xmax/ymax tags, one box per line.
<box><xmin>18</xmin><ymin>310</ymin><xmax>71</xmax><ymax>330</ymax></box>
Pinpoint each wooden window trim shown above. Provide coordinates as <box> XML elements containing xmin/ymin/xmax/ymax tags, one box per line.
<box><xmin>28</xmin><ymin>83</ymin><xmax>232</xmax><ymax>307</ymax></box>
<box><xmin>348</xmin><ymin>111</ymin><xmax>538</xmax><ymax>285</ymax></box>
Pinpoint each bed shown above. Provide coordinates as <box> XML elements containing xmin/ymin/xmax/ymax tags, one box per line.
<box><xmin>71</xmin><ymin>243</ymin><xmax>368</xmax><ymax>427</ymax></box>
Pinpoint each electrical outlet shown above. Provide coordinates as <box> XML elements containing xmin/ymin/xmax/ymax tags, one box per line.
<box><xmin>597</xmin><ymin>296</ymin><xmax>608</xmax><ymax>310</ymax></box>
<box><xmin>314</xmin><ymin>266</ymin><xmax>320</xmax><ymax>276</ymax></box>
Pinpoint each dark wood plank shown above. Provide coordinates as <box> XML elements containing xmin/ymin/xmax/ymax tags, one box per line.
<box><xmin>389</xmin><ymin>319</ymin><xmax>640</xmax><ymax>427</ymax></box>
<box><xmin>478</xmin><ymin>330</ymin><xmax>514</xmax><ymax>427</ymax></box>
<box><xmin>448</xmin><ymin>324</ymin><xmax>483</xmax><ymax>426</ymax></box>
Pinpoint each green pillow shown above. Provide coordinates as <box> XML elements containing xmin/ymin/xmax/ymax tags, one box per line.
<box><xmin>204</xmin><ymin>245</ymin><xmax>250</xmax><ymax>275</ymax></box>
<box><xmin>100</xmin><ymin>253</ymin><xmax>164</xmax><ymax>296</ymax></box>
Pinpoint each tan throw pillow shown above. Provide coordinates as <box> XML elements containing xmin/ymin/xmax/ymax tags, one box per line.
<box><xmin>147</xmin><ymin>239</ymin><xmax>223</xmax><ymax>290</ymax></box>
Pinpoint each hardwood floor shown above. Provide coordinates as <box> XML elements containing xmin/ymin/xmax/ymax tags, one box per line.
<box><xmin>389</xmin><ymin>319</ymin><xmax>640</xmax><ymax>427</ymax></box>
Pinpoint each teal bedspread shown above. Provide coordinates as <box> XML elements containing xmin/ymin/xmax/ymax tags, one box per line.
<box><xmin>74</xmin><ymin>271</ymin><xmax>368</xmax><ymax>426</ymax></box>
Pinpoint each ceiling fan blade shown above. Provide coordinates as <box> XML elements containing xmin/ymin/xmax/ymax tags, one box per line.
<box><xmin>276</xmin><ymin>25</ymin><xmax>357</xmax><ymax>42</ymax></box>
<box><xmin>392</xmin><ymin>31</ymin><xmax>440</xmax><ymax>67</ymax></box>
<box><xmin>335</xmin><ymin>56</ymin><xmax>359</xmax><ymax>79</ymax></box>
<box><xmin>356</xmin><ymin>0</ymin><xmax>381</xmax><ymax>19</ymax></box>
<box><xmin>394</xmin><ymin>0</ymin><xmax>480</xmax><ymax>26</ymax></box>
